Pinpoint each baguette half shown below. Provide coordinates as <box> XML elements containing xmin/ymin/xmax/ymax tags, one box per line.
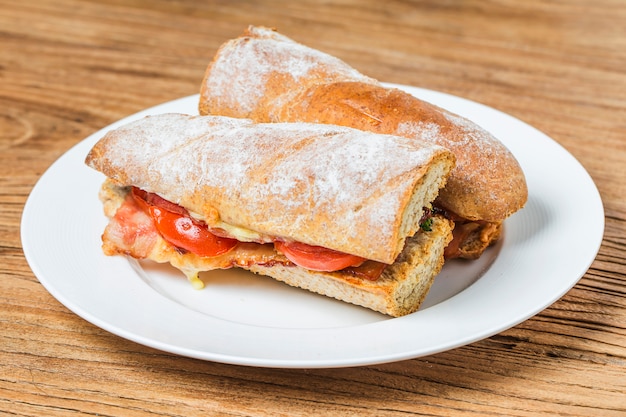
<box><xmin>86</xmin><ymin>113</ymin><xmax>455</xmax><ymax>316</ymax></box>
<box><xmin>99</xmin><ymin>179</ymin><xmax>452</xmax><ymax>316</ymax></box>
<box><xmin>199</xmin><ymin>26</ymin><xmax>528</xmax><ymax>258</ymax></box>
<box><xmin>86</xmin><ymin>113</ymin><xmax>454</xmax><ymax>264</ymax></box>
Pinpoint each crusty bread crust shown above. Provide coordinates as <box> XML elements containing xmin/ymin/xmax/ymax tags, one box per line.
<box><xmin>86</xmin><ymin>113</ymin><xmax>454</xmax><ymax>264</ymax></box>
<box><xmin>246</xmin><ymin>215</ymin><xmax>453</xmax><ymax>317</ymax></box>
<box><xmin>199</xmin><ymin>26</ymin><xmax>527</xmax><ymax>223</ymax></box>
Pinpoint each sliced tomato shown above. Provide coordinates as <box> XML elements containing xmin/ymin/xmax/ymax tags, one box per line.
<box><xmin>275</xmin><ymin>241</ymin><xmax>365</xmax><ymax>272</ymax></box>
<box><xmin>148</xmin><ymin>206</ymin><xmax>237</xmax><ymax>257</ymax></box>
<box><xmin>131</xmin><ymin>187</ymin><xmax>238</xmax><ymax>257</ymax></box>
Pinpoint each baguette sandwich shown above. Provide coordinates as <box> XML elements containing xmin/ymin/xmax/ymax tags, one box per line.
<box><xmin>198</xmin><ymin>26</ymin><xmax>528</xmax><ymax>259</ymax></box>
<box><xmin>85</xmin><ymin>113</ymin><xmax>455</xmax><ymax>317</ymax></box>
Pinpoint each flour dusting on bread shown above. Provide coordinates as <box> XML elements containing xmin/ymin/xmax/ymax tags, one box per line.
<box><xmin>201</xmin><ymin>26</ymin><xmax>376</xmax><ymax>119</ymax></box>
<box><xmin>86</xmin><ymin>113</ymin><xmax>454</xmax><ymax>264</ymax></box>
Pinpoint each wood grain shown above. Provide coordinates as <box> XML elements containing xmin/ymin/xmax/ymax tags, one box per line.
<box><xmin>1</xmin><ymin>0</ymin><xmax>625</xmax><ymax>415</ymax></box>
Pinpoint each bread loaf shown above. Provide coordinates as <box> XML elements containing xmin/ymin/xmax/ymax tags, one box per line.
<box><xmin>86</xmin><ymin>113</ymin><xmax>454</xmax><ymax>264</ymax></box>
<box><xmin>199</xmin><ymin>26</ymin><xmax>528</xmax><ymax>258</ymax></box>
<box><xmin>86</xmin><ymin>113</ymin><xmax>456</xmax><ymax>316</ymax></box>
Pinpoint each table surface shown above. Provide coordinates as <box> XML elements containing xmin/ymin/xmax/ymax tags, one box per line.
<box><xmin>2</xmin><ymin>1</ymin><xmax>625</xmax><ymax>415</ymax></box>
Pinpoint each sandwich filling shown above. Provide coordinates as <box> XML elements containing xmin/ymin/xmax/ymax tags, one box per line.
<box><xmin>100</xmin><ymin>180</ymin><xmax>434</xmax><ymax>288</ymax></box>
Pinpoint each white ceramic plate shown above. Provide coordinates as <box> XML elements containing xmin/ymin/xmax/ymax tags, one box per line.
<box><xmin>21</xmin><ymin>84</ymin><xmax>604</xmax><ymax>368</ymax></box>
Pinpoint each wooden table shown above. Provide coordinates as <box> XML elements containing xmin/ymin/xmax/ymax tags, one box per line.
<box><xmin>2</xmin><ymin>1</ymin><xmax>625</xmax><ymax>415</ymax></box>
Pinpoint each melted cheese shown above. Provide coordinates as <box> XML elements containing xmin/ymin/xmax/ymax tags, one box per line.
<box><xmin>188</xmin><ymin>210</ymin><xmax>271</xmax><ymax>243</ymax></box>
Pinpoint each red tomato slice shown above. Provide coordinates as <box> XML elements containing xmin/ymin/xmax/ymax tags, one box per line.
<box><xmin>131</xmin><ymin>187</ymin><xmax>238</xmax><ymax>257</ymax></box>
<box><xmin>148</xmin><ymin>206</ymin><xmax>237</xmax><ymax>257</ymax></box>
<box><xmin>275</xmin><ymin>241</ymin><xmax>365</xmax><ymax>272</ymax></box>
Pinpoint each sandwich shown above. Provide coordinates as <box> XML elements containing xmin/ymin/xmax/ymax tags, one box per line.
<box><xmin>85</xmin><ymin>113</ymin><xmax>455</xmax><ymax>317</ymax></box>
<box><xmin>198</xmin><ymin>26</ymin><xmax>528</xmax><ymax>259</ymax></box>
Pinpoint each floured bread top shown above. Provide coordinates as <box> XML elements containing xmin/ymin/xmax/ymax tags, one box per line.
<box><xmin>200</xmin><ymin>26</ymin><xmax>378</xmax><ymax>121</ymax></box>
<box><xmin>199</xmin><ymin>26</ymin><xmax>528</xmax><ymax>222</ymax></box>
<box><xmin>85</xmin><ymin>113</ymin><xmax>454</xmax><ymax>264</ymax></box>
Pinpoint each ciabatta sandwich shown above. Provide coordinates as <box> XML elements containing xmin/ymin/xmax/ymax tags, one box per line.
<box><xmin>198</xmin><ymin>26</ymin><xmax>528</xmax><ymax>259</ymax></box>
<box><xmin>85</xmin><ymin>113</ymin><xmax>455</xmax><ymax>317</ymax></box>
